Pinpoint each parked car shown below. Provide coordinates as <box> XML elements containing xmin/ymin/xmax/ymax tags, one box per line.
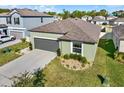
<box><xmin>0</xmin><ymin>35</ymin><xmax>16</xmax><ymax>44</ymax></box>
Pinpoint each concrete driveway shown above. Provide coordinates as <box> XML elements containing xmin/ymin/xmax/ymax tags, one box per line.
<box><xmin>0</xmin><ymin>39</ymin><xmax>21</xmax><ymax>49</ymax></box>
<box><xmin>0</xmin><ymin>49</ymin><xmax>56</xmax><ymax>86</ymax></box>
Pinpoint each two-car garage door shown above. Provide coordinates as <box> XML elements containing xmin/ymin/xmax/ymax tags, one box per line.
<box><xmin>34</xmin><ymin>38</ymin><xmax>59</xmax><ymax>52</ymax></box>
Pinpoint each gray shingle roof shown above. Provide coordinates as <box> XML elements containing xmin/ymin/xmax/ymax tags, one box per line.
<box><xmin>0</xmin><ymin>12</ymin><xmax>9</xmax><ymax>17</ymax></box>
<box><xmin>92</xmin><ymin>16</ymin><xmax>105</xmax><ymax>21</ymax></box>
<box><xmin>30</xmin><ymin>18</ymin><xmax>101</xmax><ymax>43</ymax></box>
<box><xmin>0</xmin><ymin>9</ymin><xmax>52</xmax><ymax>17</ymax></box>
<box><xmin>110</xmin><ymin>18</ymin><xmax>124</xmax><ymax>22</ymax></box>
<box><xmin>16</xmin><ymin>9</ymin><xmax>52</xmax><ymax>17</ymax></box>
<box><xmin>113</xmin><ymin>25</ymin><xmax>124</xmax><ymax>40</ymax></box>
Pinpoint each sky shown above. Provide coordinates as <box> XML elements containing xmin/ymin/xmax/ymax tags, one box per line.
<box><xmin>0</xmin><ymin>5</ymin><xmax>124</xmax><ymax>13</ymax></box>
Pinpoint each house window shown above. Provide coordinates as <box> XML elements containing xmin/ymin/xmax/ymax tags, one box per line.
<box><xmin>14</xmin><ymin>17</ymin><xmax>20</xmax><ymax>25</ymax></box>
<box><xmin>73</xmin><ymin>42</ymin><xmax>82</xmax><ymax>54</ymax></box>
<box><xmin>6</xmin><ymin>17</ymin><xmax>11</xmax><ymax>24</ymax></box>
<box><xmin>41</xmin><ymin>17</ymin><xmax>43</xmax><ymax>23</ymax></box>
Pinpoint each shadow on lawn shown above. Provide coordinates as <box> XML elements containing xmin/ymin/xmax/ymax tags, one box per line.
<box><xmin>98</xmin><ymin>39</ymin><xmax>116</xmax><ymax>55</ymax></box>
<box><xmin>97</xmin><ymin>74</ymin><xmax>104</xmax><ymax>84</ymax></box>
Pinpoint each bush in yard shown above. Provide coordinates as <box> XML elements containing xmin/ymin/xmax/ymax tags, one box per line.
<box><xmin>14</xmin><ymin>48</ymin><xmax>21</xmax><ymax>53</ymax></box>
<box><xmin>33</xmin><ymin>68</ymin><xmax>45</xmax><ymax>87</ymax></box>
<box><xmin>115</xmin><ymin>52</ymin><xmax>124</xmax><ymax>63</ymax></box>
<box><xmin>29</xmin><ymin>42</ymin><xmax>33</xmax><ymax>50</ymax></box>
<box><xmin>12</xmin><ymin>68</ymin><xmax>45</xmax><ymax>87</ymax></box>
<box><xmin>63</xmin><ymin>54</ymin><xmax>70</xmax><ymax>59</ymax></box>
<box><xmin>21</xmin><ymin>38</ymin><xmax>26</xmax><ymax>43</ymax></box>
<box><xmin>63</xmin><ymin>53</ymin><xmax>88</xmax><ymax>64</ymax></box>
<box><xmin>12</xmin><ymin>72</ymin><xmax>34</xmax><ymax>87</ymax></box>
<box><xmin>2</xmin><ymin>47</ymin><xmax>12</xmax><ymax>53</ymax></box>
<box><xmin>80</xmin><ymin>57</ymin><xmax>87</xmax><ymax>64</ymax></box>
<box><xmin>57</xmin><ymin>48</ymin><xmax>61</xmax><ymax>56</ymax></box>
<box><xmin>101</xmin><ymin>28</ymin><xmax>106</xmax><ymax>32</ymax></box>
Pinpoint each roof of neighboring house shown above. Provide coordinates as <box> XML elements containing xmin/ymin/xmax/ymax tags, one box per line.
<box><xmin>0</xmin><ymin>24</ymin><xmax>8</xmax><ymax>28</ymax></box>
<box><xmin>30</xmin><ymin>18</ymin><xmax>101</xmax><ymax>43</ymax></box>
<box><xmin>15</xmin><ymin>9</ymin><xmax>52</xmax><ymax>17</ymax></box>
<box><xmin>0</xmin><ymin>12</ymin><xmax>9</xmax><ymax>17</ymax></box>
<box><xmin>92</xmin><ymin>16</ymin><xmax>105</xmax><ymax>21</ymax></box>
<box><xmin>110</xmin><ymin>18</ymin><xmax>124</xmax><ymax>22</ymax></box>
<box><xmin>113</xmin><ymin>25</ymin><xmax>124</xmax><ymax>40</ymax></box>
<box><xmin>0</xmin><ymin>9</ymin><xmax>52</xmax><ymax>17</ymax></box>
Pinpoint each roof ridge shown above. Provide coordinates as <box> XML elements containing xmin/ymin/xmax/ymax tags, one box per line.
<box><xmin>69</xmin><ymin>19</ymin><xmax>96</xmax><ymax>42</ymax></box>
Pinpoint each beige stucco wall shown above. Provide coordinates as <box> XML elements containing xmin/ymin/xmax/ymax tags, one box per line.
<box><xmin>113</xmin><ymin>32</ymin><xmax>120</xmax><ymax>49</ymax></box>
<box><xmin>59</xmin><ymin>41</ymin><xmax>71</xmax><ymax>54</ymax></box>
<box><xmin>83</xmin><ymin>43</ymin><xmax>98</xmax><ymax>62</ymax></box>
<box><xmin>119</xmin><ymin>40</ymin><xmax>124</xmax><ymax>52</ymax></box>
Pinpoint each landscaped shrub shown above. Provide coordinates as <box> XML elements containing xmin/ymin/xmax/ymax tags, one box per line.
<box><xmin>2</xmin><ymin>47</ymin><xmax>12</xmax><ymax>53</ymax></box>
<box><xmin>57</xmin><ymin>48</ymin><xmax>61</xmax><ymax>56</ymax></box>
<box><xmin>63</xmin><ymin>53</ymin><xmax>87</xmax><ymax>64</ymax></box>
<box><xmin>14</xmin><ymin>48</ymin><xmax>21</xmax><ymax>53</ymax></box>
<box><xmin>63</xmin><ymin>54</ymin><xmax>70</xmax><ymax>59</ymax></box>
<box><xmin>29</xmin><ymin>42</ymin><xmax>32</xmax><ymax>50</ymax></box>
<box><xmin>102</xmin><ymin>23</ymin><xmax>107</xmax><ymax>25</ymax></box>
<box><xmin>21</xmin><ymin>38</ymin><xmax>26</xmax><ymax>43</ymax></box>
<box><xmin>116</xmin><ymin>52</ymin><xmax>124</xmax><ymax>63</ymax></box>
<box><xmin>114</xmin><ymin>51</ymin><xmax>118</xmax><ymax>59</ymax></box>
<box><xmin>101</xmin><ymin>28</ymin><xmax>106</xmax><ymax>32</ymax></box>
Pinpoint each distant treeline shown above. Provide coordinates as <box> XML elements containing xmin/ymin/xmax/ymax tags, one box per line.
<box><xmin>45</xmin><ymin>9</ymin><xmax>124</xmax><ymax>19</ymax></box>
<box><xmin>0</xmin><ymin>8</ymin><xmax>10</xmax><ymax>13</ymax></box>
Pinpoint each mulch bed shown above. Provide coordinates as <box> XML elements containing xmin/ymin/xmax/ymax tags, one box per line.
<box><xmin>61</xmin><ymin>58</ymin><xmax>92</xmax><ymax>71</ymax></box>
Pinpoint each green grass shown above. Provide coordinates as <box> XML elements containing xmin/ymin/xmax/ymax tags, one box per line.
<box><xmin>43</xmin><ymin>39</ymin><xmax>124</xmax><ymax>87</ymax></box>
<box><xmin>0</xmin><ymin>42</ymin><xmax>29</xmax><ymax>66</ymax></box>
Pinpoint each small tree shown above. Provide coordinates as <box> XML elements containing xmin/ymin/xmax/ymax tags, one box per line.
<box><xmin>57</xmin><ymin>48</ymin><xmax>61</xmax><ymax>56</ymax></box>
<box><xmin>29</xmin><ymin>42</ymin><xmax>33</xmax><ymax>50</ymax></box>
<box><xmin>21</xmin><ymin>38</ymin><xmax>26</xmax><ymax>43</ymax></box>
<box><xmin>11</xmin><ymin>72</ymin><xmax>33</xmax><ymax>87</ymax></box>
<box><xmin>33</xmin><ymin>68</ymin><xmax>45</xmax><ymax>87</ymax></box>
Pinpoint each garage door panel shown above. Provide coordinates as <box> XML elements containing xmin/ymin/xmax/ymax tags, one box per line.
<box><xmin>34</xmin><ymin>38</ymin><xmax>59</xmax><ymax>52</ymax></box>
<box><xmin>10</xmin><ymin>31</ymin><xmax>23</xmax><ymax>39</ymax></box>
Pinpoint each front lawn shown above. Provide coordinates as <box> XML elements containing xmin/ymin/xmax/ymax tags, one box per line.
<box><xmin>43</xmin><ymin>39</ymin><xmax>124</xmax><ymax>87</ymax></box>
<box><xmin>0</xmin><ymin>42</ymin><xmax>29</xmax><ymax>66</ymax></box>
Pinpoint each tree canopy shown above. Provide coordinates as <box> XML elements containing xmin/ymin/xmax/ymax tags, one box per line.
<box><xmin>46</xmin><ymin>9</ymin><xmax>109</xmax><ymax>19</ymax></box>
<box><xmin>0</xmin><ymin>8</ymin><xmax>10</xmax><ymax>13</ymax></box>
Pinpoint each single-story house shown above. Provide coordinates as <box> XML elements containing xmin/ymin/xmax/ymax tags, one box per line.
<box><xmin>29</xmin><ymin>18</ymin><xmax>101</xmax><ymax>62</ymax></box>
<box><xmin>109</xmin><ymin>18</ymin><xmax>124</xmax><ymax>26</ymax></box>
<box><xmin>0</xmin><ymin>24</ymin><xmax>8</xmax><ymax>35</ymax></box>
<box><xmin>107</xmin><ymin>16</ymin><xmax>117</xmax><ymax>20</ymax></box>
<box><xmin>91</xmin><ymin>16</ymin><xmax>109</xmax><ymax>25</ymax></box>
<box><xmin>113</xmin><ymin>25</ymin><xmax>124</xmax><ymax>52</ymax></box>
<box><xmin>81</xmin><ymin>15</ymin><xmax>92</xmax><ymax>22</ymax></box>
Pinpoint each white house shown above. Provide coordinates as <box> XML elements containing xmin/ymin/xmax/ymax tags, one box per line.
<box><xmin>0</xmin><ymin>9</ymin><xmax>55</xmax><ymax>41</ymax></box>
<box><xmin>81</xmin><ymin>15</ymin><xmax>92</xmax><ymax>22</ymax></box>
<box><xmin>109</xmin><ymin>18</ymin><xmax>124</xmax><ymax>26</ymax></box>
<box><xmin>113</xmin><ymin>25</ymin><xmax>124</xmax><ymax>52</ymax></box>
<box><xmin>91</xmin><ymin>16</ymin><xmax>109</xmax><ymax>25</ymax></box>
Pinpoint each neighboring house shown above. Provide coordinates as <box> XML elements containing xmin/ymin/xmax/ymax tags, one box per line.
<box><xmin>54</xmin><ymin>15</ymin><xmax>62</xmax><ymax>21</ymax></box>
<box><xmin>29</xmin><ymin>18</ymin><xmax>101</xmax><ymax>62</ymax></box>
<box><xmin>81</xmin><ymin>15</ymin><xmax>92</xmax><ymax>22</ymax></box>
<box><xmin>0</xmin><ymin>24</ymin><xmax>8</xmax><ymax>35</ymax></box>
<box><xmin>113</xmin><ymin>25</ymin><xmax>124</xmax><ymax>52</ymax></box>
<box><xmin>91</xmin><ymin>16</ymin><xmax>109</xmax><ymax>25</ymax></box>
<box><xmin>0</xmin><ymin>9</ymin><xmax>55</xmax><ymax>40</ymax></box>
<box><xmin>107</xmin><ymin>16</ymin><xmax>117</xmax><ymax>20</ymax></box>
<box><xmin>109</xmin><ymin>18</ymin><xmax>124</xmax><ymax>26</ymax></box>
